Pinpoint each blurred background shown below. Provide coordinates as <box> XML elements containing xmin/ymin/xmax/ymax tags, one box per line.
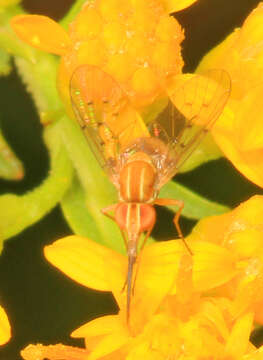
<box><xmin>0</xmin><ymin>0</ymin><xmax>262</xmax><ymax>358</ymax></box>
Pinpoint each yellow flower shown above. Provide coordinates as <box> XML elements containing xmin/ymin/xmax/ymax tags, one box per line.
<box><xmin>0</xmin><ymin>305</ymin><xmax>11</xmax><ymax>345</ymax></box>
<box><xmin>10</xmin><ymin>0</ymin><xmax>194</xmax><ymax>114</ymax></box>
<box><xmin>191</xmin><ymin>195</ymin><xmax>263</xmax><ymax>322</ymax></box>
<box><xmin>197</xmin><ymin>3</ymin><xmax>263</xmax><ymax>188</ymax></box>
<box><xmin>42</xmin><ymin>237</ymin><xmax>237</xmax><ymax>359</ymax></box>
<box><xmin>19</xmin><ymin>195</ymin><xmax>263</xmax><ymax>360</ymax></box>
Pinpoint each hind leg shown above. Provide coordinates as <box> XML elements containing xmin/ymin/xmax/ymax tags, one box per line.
<box><xmin>154</xmin><ymin>198</ymin><xmax>193</xmax><ymax>255</ymax></box>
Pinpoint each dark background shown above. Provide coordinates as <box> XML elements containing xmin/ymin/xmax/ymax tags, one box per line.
<box><xmin>0</xmin><ymin>0</ymin><xmax>262</xmax><ymax>359</ymax></box>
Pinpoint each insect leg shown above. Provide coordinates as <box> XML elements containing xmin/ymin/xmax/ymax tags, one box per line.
<box><xmin>101</xmin><ymin>203</ymin><xmax>118</xmax><ymax>221</ymax></box>
<box><xmin>154</xmin><ymin>198</ymin><xmax>193</xmax><ymax>255</ymax></box>
<box><xmin>101</xmin><ymin>204</ymin><xmax>130</xmax><ymax>298</ymax></box>
<box><xmin>132</xmin><ymin>224</ymin><xmax>155</xmax><ymax>296</ymax></box>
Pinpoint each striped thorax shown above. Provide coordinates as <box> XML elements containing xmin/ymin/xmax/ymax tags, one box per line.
<box><xmin>119</xmin><ymin>151</ymin><xmax>157</xmax><ymax>203</ymax></box>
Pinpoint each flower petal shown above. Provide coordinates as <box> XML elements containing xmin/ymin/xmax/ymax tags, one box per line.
<box><xmin>0</xmin><ymin>305</ymin><xmax>11</xmax><ymax>345</ymax></box>
<box><xmin>44</xmin><ymin>236</ymin><xmax>126</xmax><ymax>293</ymax></box>
<box><xmin>162</xmin><ymin>0</ymin><xmax>198</xmax><ymax>13</ymax></box>
<box><xmin>87</xmin><ymin>332</ymin><xmax>128</xmax><ymax>360</ymax></box>
<box><xmin>21</xmin><ymin>343</ymin><xmax>89</xmax><ymax>360</ymax></box>
<box><xmin>243</xmin><ymin>345</ymin><xmax>263</xmax><ymax>360</ymax></box>
<box><xmin>11</xmin><ymin>15</ymin><xmax>72</xmax><ymax>55</ymax></box>
<box><xmin>213</xmin><ymin>87</ymin><xmax>263</xmax><ymax>188</ymax></box>
<box><xmin>126</xmin><ymin>341</ymin><xmax>163</xmax><ymax>360</ymax></box>
<box><xmin>192</xmin><ymin>241</ymin><xmax>237</xmax><ymax>291</ymax></box>
<box><xmin>71</xmin><ymin>315</ymin><xmax>126</xmax><ymax>339</ymax></box>
<box><xmin>224</xmin><ymin>312</ymin><xmax>254</xmax><ymax>359</ymax></box>
<box><xmin>199</xmin><ymin>300</ymin><xmax>230</xmax><ymax>341</ymax></box>
<box><xmin>196</xmin><ymin>3</ymin><xmax>263</xmax><ymax>188</ymax></box>
<box><xmin>130</xmin><ymin>240</ymin><xmax>183</xmax><ymax>329</ymax></box>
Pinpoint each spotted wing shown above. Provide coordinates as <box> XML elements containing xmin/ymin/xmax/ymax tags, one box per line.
<box><xmin>70</xmin><ymin>65</ymin><xmax>128</xmax><ymax>185</ymax></box>
<box><xmin>150</xmin><ymin>69</ymin><xmax>231</xmax><ymax>187</ymax></box>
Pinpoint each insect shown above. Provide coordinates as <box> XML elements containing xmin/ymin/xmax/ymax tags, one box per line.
<box><xmin>70</xmin><ymin>65</ymin><xmax>231</xmax><ymax>322</ymax></box>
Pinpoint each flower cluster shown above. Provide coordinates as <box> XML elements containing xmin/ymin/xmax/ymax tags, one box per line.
<box><xmin>12</xmin><ymin>0</ymin><xmax>187</xmax><ymax>113</ymax></box>
<box><xmin>11</xmin><ymin>1</ymin><xmax>263</xmax><ymax>187</ymax></box>
<box><xmin>21</xmin><ymin>195</ymin><xmax>263</xmax><ymax>360</ymax></box>
<box><xmin>198</xmin><ymin>3</ymin><xmax>263</xmax><ymax>188</ymax></box>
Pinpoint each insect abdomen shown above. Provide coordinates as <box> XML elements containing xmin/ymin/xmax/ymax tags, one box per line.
<box><xmin>119</xmin><ymin>160</ymin><xmax>156</xmax><ymax>202</ymax></box>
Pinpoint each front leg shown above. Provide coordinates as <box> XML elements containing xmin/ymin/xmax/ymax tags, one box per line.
<box><xmin>154</xmin><ymin>198</ymin><xmax>192</xmax><ymax>255</ymax></box>
<box><xmin>101</xmin><ymin>203</ymin><xmax>118</xmax><ymax>222</ymax></box>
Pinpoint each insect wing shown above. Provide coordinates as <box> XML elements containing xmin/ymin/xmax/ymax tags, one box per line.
<box><xmin>70</xmin><ymin>65</ymin><xmax>127</xmax><ymax>182</ymax></box>
<box><xmin>151</xmin><ymin>69</ymin><xmax>231</xmax><ymax>186</ymax></box>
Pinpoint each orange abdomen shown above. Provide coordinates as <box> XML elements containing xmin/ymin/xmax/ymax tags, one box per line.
<box><xmin>119</xmin><ymin>160</ymin><xmax>156</xmax><ymax>202</ymax></box>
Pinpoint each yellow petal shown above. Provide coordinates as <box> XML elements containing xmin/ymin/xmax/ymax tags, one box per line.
<box><xmin>197</xmin><ymin>32</ymin><xmax>238</xmax><ymax>73</ymax></box>
<box><xmin>21</xmin><ymin>343</ymin><xmax>89</xmax><ymax>360</ymax></box>
<box><xmin>71</xmin><ymin>315</ymin><xmax>126</xmax><ymax>339</ymax></box>
<box><xmin>236</xmin><ymin>3</ymin><xmax>263</xmax><ymax>54</ymax></box>
<box><xmin>227</xmin><ymin>85</ymin><xmax>263</xmax><ymax>152</ymax></box>
<box><xmin>11</xmin><ymin>15</ymin><xmax>71</xmax><ymax>55</ymax></box>
<box><xmin>235</xmin><ymin>195</ymin><xmax>263</xmax><ymax>227</ymax></box>
<box><xmin>197</xmin><ymin>4</ymin><xmax>263</xmax><ymax>100</ymax></box>
<box><xmin>127</xmin><ymin>341</ymin><xmax>163</xmax><ymax>360</ymax></box>
<box><xmin>0</xmin><ymin>305</ymin><xmax>11</xmax><ymax>345</ymax></box>
<box><xmin>192</xmin><ymin>241</ymin><xmax>237</xmax><ymax>291</ymax></box>
<box><xmin>44</xmin><ymin>236</ymin><xmax>126</xmax><ymax>293</ymax></box>
<box><xmin>228</xmin><ymin>229</ymin><xmax>263</xmax><ymax>258</ymax></box>
<box><xmin>162</xmin><ymin>0</ymin><xmax>198</xmax><ymax>13</ymax></box>
<box><xmin>199</xmin><ymin>300</ymin><xmax>230</xmax><ymax>341</ymax></box>
<box><xmin>243</xmin><ymin>345</ymin><xmax>263</xmax><ymax>360</ymax></box>
<box><xmin>213</xmin><ymin>86</ymin><xmax>263</xmax><ymax>187</ymax></box>
<box><xmin>196</xmin><ymin>3</ymin><xmax>263</xmax><ymax>188</ymax></box>
<box><xmin>130</xmin><ymin>240</ymin><xmax>183</xmax><ymax>328</ymax></box>
<box><xmin>224</xmin><ymin>312</ymin><xmax>254</xmax><ymax>359</ymax></box>
<box><xmin>213</xmin><ymin>115</ymin><xmax>263</xmax><ymax>188</ymax></box>
<box><xmin>87</xmin><ymin>332</ymin><xmax>128</xmax><ymax>360</ymax></box>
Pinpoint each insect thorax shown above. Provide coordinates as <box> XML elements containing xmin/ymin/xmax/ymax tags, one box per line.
<box><xmin>119</xmin><ymin>156</ymin><xmax>157</xmax><ymax>203</ymax></box>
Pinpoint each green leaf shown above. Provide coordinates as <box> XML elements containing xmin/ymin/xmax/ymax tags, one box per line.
<box><xmin>160</xmin><ymin>180</ymin><xmax>229</xmax><ymax>219</ymax></box>
<box><xmin>0</xmin><ymin>129</ymin><xmax>24</xmax><ymax>180</ymax></box>
<box><xmin>61</xmin><ymin>176</ymin><xmax>101</xmax><ymax>240</ymax></box>
<box><xmin>61</xmin><ymin>176</ymin><xmax>125</xmax><ymax>254</ymax></box>
<box><xmin>0</xmin><ymin>120</ymin><xmax>74</xmax><ymax>251</ymax></box>
<box><xmin>0</xmin><ymin>48</ymin><xmax>11</xmax><ymax>76</ymax></box>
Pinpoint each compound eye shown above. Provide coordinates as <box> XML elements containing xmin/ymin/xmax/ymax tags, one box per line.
<box><xmin>139</xmin><ymin>204</ymin><xmax>156</xmax><ymax>232</ymax></box>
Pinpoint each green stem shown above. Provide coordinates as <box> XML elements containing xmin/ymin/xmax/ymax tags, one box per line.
<box><xmin>0</xmin><ymin>119</ymin><xmax>74</xmax><ymax>251</ymax></box>
<box><xmin>0</xmin><ymin>129</ymin><xmax>24</xmax><ymax>180</ymax></box>
<box><xmin>60</xmin><ymin>0</ymin><xmax>89</xmax><ymax>29</ymax></box>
